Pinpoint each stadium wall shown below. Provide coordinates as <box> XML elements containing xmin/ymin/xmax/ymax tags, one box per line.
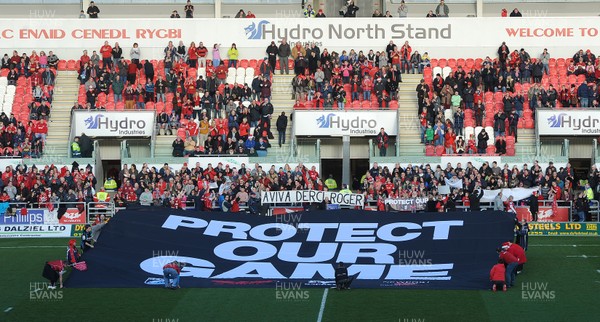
<box><xmin>0</xmin><ymin>2</ymin><xmax>597</xmax><ymax>19</ymax></box>
<box><xmin>0</xmin><ymin>18</ymin><xmax>599</xmax><ymax>60</ymax></box>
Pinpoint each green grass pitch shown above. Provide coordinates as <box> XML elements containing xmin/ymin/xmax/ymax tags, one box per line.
<box><xmin>1</xmin><ymin>237</ymin><xmax>598</xmax><ymax>322</ymax></box>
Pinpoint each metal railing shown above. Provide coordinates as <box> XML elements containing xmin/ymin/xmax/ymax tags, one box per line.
<box><xmin>592</xmin><ymin>139</ymin><xmax>598</xmax><ymax>166</ymax></box>
<box><xmin>121</xmin><ymin>140</ymin><xmax>130</xmax><ymax>159</ymax></box>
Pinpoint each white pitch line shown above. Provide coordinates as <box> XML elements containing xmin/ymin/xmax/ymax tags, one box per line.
<box><xmin>597</xmin><ymin>270</ymin><xmax>600</xmax><ymax>274</ymax></box>
<box><xmin>316</xmin><ymin>288</ymin><xmax>329</xmax><ymax>322</ymax></box>
<box><xmin>566</xmin><ymin>255</ymin><xmax>599</xmax><ymax>258</ymax></box>
<box><xmin>4</xmin><ymin>307</ymin><xmax>12</xmax><ymax>313</ymax></box>
<box><xmin>0</xmin><ymin>246</ymin><xmax>65</xmax><ymax>249</ymax></box>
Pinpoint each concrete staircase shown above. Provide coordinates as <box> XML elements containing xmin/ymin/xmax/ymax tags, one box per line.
<box><xmin>269</xmin><ymin>73</ymin><xmax>295</xmax><ymax>157</ymax></box>
<box><xmin>514</xmin><ymin>128</ymin><xmax>536</xmax><ymax>156</ymax></box>
<box><xmin>396</xmin><ymin>73</ymin><xmax>538</xmax><ymax>157</ymax></box>
<box><xmin>46</xmin><ymin>70</ymin><xmax>79</xmax><ymax>157</ymax></box>
<box><xmin>397</xmin><ymin>74</ymin><xmax>424</xmax><ymax>156</ymax></box>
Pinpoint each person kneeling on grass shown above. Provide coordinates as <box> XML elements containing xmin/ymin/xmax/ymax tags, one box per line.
<box><xmin>489</xmin><ymin>259</ymin><xmax>507</xmax><ymax>292</ymax></box>
<box><xmin>163</xmin><ymin>261</ymin><xmax>185</xmax><ymax>289</ymax></box>
<box><xmin>335</xmin><ymin>262</ymin><xmax>354</xmax><ymax>290</ymax></box>
<box><xmin>42</xmin><ymin>259</ymin><xmax>66</xmax><ymax>289</ymax></box>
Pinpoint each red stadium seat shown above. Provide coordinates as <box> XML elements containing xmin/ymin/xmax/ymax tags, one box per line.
<box><xmin>525</xmin><ymin>119</ymin><xmax>534</xmax><ymax>129</ymax></box>
<box><xmin>506</xmin><ymin>147</ymin><xmax>515</xmax><ymax>156</ymax></box>
<box><xmin>474</xmin><ymin>58</ymin><xmax>483</xmax><ymax>69</ymax></box>
<box><xmin>58</xmin><ymin>60</ymin><xmax>67</xmax><ymax>70</ymax></box>
<box><xmin>155</xmin><ymin>102</ymin><xmax>165</xmax><ymax>113</ymax></box>
<box><xmin>486</xmin><ymin>145</ymin><xmax>496</xmax><ymax>155</ymax></box>
<box><xmin>425</xmin><ymin>145</ymin><xmax>435</xmax><ymax>156</ymax></box>
<box><xmin>465</xmin><ymin>59</ymin><xmax>474</xmax><ymax>69</ymax></box>
<box><xmin>177</xmin><ymin>127</ymin><xmax>186</xmax><ymax>140</ymax></box>
<box><xmin>447</xmin><ymin>58</ymin><xmax>457</xmax><ymax>68</ymax></box>
<box><xmin>435</xmin><ymin>145</ymin><xmax>445</xmax><ymax>156</ymax></box>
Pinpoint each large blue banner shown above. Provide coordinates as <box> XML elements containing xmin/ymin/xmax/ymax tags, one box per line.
<box><xmin>67</xmin><ymin>207</ymin><xmax>515</xmax><ymax>289</ymax></box>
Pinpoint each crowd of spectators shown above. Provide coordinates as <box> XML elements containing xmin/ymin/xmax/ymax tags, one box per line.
<box><xmin>415</xmin><ymin>43</ymin><xmax>600</xmax><ymax>156</ymax></box>
<box><xmin>73</xmin><ymin>40</ymin><xmax>281</xmax><ymax>157</ymax></box>
<box><xmin>287</xmin><ymin>39</ymin><xmax>428</xmax><ymax>109</ymax></box>
<box><xmin>367</xmin><ymin>160</ymin><xmax>593</xmax><ymax>221</ymax></box>
<box><xmin>0</xmin><ymin>163</ymin><xmax>97</xmax><ymax>211</ymax></box>
<box><xmin>95</xmin><ymin>159</ymin><xmax>593</xmax><ymax>222</ymax></box>
<box><xmin>1</xmin><ymin>49</ymin><xmax>56</xmax><ymax>158</ymax></box>
<box><xmin>107</xmin><ymin>162</ymin><xmax>322</xmax><ymax>213</ymax></box>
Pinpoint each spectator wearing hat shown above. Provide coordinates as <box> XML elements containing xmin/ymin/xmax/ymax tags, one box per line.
<box><xmin>67</xmin><ymin>239</ymin><xmax>81</xmax><ymax>264</ymax></box>
<box><xmin>497</xmin><ymin>246</ymin><xmax>518</xmax><ymax>287</ymax></box>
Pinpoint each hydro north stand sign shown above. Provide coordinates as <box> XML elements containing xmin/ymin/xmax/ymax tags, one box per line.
<box><xmin>66</xmin><ymin>207</ymin><xmax>515</xmax><ymax>289</ymax></box>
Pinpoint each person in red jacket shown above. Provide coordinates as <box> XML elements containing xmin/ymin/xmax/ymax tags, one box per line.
<box><xmin>504</xmin><ymin>241</ymin><xmax>527</xmax><ymax>274</ymax></box>
<box><xmin>66</xmin><ymin>239</ymin><xmax>81</xmax><ymax>264</ymax></box>
<box><xmin>42</xmin><ymin>259</ymin><xmax>66</xmax><ymax>289</ymax></box>
<box><xmin>489</xmin><ymin>259</ymin><xmax>507</xmax><ymax>292</ymax></box>
<box><xmin>163</xmin><ymin>261</ymin><xmax>185</xmax><ymax>289</ymax></box>
<box><xmin>498</xmin><ymin>246</ymin><xmax>518</xmax><ymax>287</ymax></box>
<box><xmin>100</xmin><ymin>41</ymin><xmax>113</xmax><ymax>70</ymax></box>
<box><xmin>33</xmin><ymin>119</ymin><xmax>48</xmax><ymax>142</ymax></box>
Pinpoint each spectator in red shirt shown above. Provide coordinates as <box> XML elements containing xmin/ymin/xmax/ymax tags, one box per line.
<box><xmin>215</xmin><ymin>62</ymin><xmax>228</xmax><ymax>85</ymax></box>
<box><xmin>33</xmin><ymin>119</ymin><xmax>48</xmax><ymax>142</ymax></box>
<box><xmin>100</xmin><ymin>41</ymin><xmax>113</xmax><ymax>70</ymax></box>
<box><xmin>497</xmin><ymin>246</ymin><xmax>518</xmax><ymax>287</ymax></box>
<box><xmin>188</xmin><ymin>42</ymin><xmax>198</xmax><ymax>68</ymax></box>
<box><xmin>504</xmin><ymin>241</ymin><xmax>527</xmax><ymax>273</ymax></box>
<box><xmin>42</xmin><ymin>259</ymin><xmax>66</xmax><ymax>289</ymax></box>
